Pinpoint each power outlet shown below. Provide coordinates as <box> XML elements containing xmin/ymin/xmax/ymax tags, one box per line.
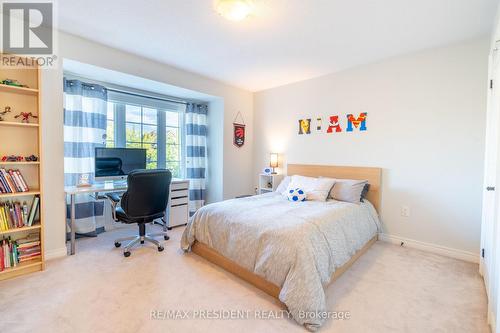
<box><xmin>401</xmin><ymin>206</ymin><xmax>410</xmax><ymax>218</ymax></box>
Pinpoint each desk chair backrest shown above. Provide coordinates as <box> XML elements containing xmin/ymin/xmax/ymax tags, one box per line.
<box><xmin>121</xmin><ymin>169</ymin><xmax>172</xmax><ymax>219</ymax></box>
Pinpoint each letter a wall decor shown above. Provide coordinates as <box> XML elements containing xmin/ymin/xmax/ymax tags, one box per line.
<box><xmin>327</xmin><ymin>115</ymin><xmax>342</xmax><ymax>133</ymax></box>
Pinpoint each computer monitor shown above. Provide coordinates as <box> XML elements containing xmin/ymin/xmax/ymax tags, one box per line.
<box><xmin>95</xmin><ymin>148</ymin><xmax>147</xmax><ymax>181</ymax></box>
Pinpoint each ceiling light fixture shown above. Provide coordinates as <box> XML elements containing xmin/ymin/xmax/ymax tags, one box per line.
<box><xmin>215</xmin><ymin>0</ymin><xmax>254</xmax><ymax>22</ymax></box>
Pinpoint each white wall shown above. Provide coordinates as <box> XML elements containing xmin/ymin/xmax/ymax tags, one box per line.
<box><xmin>253</xmin><ymin>37</ymin><xmax>489</xmax><ymax>255</ymax></box>
<box><xmin>42</xmin><ymin>31</ymin><xmax>254</xmax><ymax>256</ymax></box>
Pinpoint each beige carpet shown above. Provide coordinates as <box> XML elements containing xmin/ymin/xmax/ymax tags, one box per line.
<box><xmin>0</xmin><ymin>225</ymin><xmax>489</xmax><ymax>333</ymax></box>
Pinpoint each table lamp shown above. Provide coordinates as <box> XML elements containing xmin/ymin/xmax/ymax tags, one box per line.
<box><xmin>270</xmin><ymin>153</ymin><xmax>278</xmax><ymax>174</ymax></box>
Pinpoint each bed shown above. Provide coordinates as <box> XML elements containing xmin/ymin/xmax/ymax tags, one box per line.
<box><xmin>181</xmin><ymin>164</ymin><xmax>382</xmax><ymax>331</ymax></box>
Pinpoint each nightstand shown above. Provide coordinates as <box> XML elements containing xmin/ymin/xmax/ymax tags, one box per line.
<box><xmin>258</xmin><ymin>174</ymin><xmax>284</xmax><ymax>195</ymax></box>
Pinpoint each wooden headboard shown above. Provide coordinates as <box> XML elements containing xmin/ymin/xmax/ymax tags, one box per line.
<box><xmin>287</xmin><ymin>164</ymin><xmax>382</xmax><ymax>212</ymax></box>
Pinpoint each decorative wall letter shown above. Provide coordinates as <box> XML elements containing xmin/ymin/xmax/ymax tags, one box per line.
<box><xmin>316</xmin><ymin>117</ymin><xmax>322</xmax><ymax>131</ymax></box>
<box><xmin>346</xmin><ymin>113</ymin><xmax>367</xmax><ymax>132</ymax></box>
<box><xmin>298</xmin><ymin>119</ymin><xmax>311</xmax><ymax>135</ymax></box>
<box><xmin>327</xmin><ymin>115</ymin><xmax>342</xmax><ymax>133</ymax></box>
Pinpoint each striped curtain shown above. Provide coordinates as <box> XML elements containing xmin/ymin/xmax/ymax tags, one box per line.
<box><xmin>185</xmin><ymin>103</ymin><xmax>208</xmax><ymax>215</ymax></box>
<box><xmin>63</xmin><ymin>79</ymin><xmax>107</xmax><ymax>235</ymax></box>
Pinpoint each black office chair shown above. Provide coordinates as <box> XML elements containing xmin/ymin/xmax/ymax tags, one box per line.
<box><xmin>106</xmin><ymin>169</ymin><xmax>172</xmax><ymax>257</ymax></box>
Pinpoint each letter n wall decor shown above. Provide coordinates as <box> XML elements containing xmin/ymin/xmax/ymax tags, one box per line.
<box><xmin>298</xmin><ymin>119</ymin><xmax>311</xmax><ymax>135</ymax></box>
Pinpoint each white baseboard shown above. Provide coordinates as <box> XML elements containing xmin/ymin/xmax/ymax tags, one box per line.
<box><xmin>378</xmin><ymin>233</ymin><xmax>479</xmax><ymax>263</ymax></box>
<box><xmin>44</xmin><ymin>247</ymin><xmax>67</xmax><ymax>260</ymax></box>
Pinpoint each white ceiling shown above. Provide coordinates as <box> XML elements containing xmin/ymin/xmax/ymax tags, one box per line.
<box><xmin>56</xmin><ymin>0</ymin><xmax>498</xmax><ymax>92</ymax></box>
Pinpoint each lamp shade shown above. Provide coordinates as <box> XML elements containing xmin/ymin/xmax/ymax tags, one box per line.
<box><xmin>270</xmin><ymin>153</ymin><xmax>279</xmax><ymax>168</ymax></box>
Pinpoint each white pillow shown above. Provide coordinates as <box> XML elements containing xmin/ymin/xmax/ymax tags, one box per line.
<box><xmin>286</xmin><ymin>175</ymin><xmax>336</xmax><ymax>201</ymax></box>
<box><xmin>275</xmin><ymin>176</ymin><xmax>291</xmax><ymax>194</ymax></box>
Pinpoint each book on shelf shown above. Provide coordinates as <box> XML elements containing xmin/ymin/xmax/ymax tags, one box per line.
<box><xmin>17</xmin><ymin>241</ymin><xmax>40</xmax><ymax>249</ymax></box>
<box><xmin>0</xmin><ymin>168</ymin><xmax>30</xmax><ymax>193</ymax></box>
<box><xmin>0</xmin><ymin>195</ymin><xmax>40</xmax><ymax>231</ymax></box>
<box><xmin>0</xmin><ymin>232</ymin><xmax>41</xmax><ymax>272</ymax></box>
<box><xmin>27</xmin><ymin>196</ymin><xmax>40</xmax><ymax>226</ymax></box>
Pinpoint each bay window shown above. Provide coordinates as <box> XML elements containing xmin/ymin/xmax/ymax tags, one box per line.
<box><xmin>105</xmin><ymin>91</ymin><xmax>185</xmax><ymax>178</ymax></box>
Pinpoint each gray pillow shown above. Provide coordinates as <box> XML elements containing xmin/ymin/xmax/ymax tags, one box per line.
<box><xmin>360</xmin><ymin>183</ymin><xmax>370</xmax><ymax>202</ymax></box>
<box><xmin>329</xmin><ymin>179</ymin><xmax>369</xmax><ymax>204</ymax></box>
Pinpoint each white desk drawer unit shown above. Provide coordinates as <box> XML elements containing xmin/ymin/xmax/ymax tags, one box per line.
<box><xmin>166</xmin><ymin>179</ymin><xmax>190</xmax><ymax>229</ymax></box>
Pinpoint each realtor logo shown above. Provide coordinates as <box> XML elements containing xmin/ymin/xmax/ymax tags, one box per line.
<box><xmin>2</xmin><ymin>2</ymin><xmax>53</xmax><ymax>54</ymax></box>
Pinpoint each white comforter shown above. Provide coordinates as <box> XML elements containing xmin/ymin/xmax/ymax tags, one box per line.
<box><xmin>181</xmin><ymin>192</ymin><xmax>380</xmax><ymax>331</ymax></box>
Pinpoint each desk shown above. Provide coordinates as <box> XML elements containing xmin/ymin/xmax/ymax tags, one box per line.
<box><xmin>64</xmin><ymin>179</ymin><xmax>189</xmax><ymax>255</ymax></box>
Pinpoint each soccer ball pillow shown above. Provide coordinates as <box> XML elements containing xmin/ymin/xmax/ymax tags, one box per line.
<box><xmin>287</xmin><ymin>188</ymin><xmax>306</xmax><ymax>202</ymax></box>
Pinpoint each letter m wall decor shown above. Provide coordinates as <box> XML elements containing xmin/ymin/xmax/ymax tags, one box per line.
<box><xmin>346</xmin><ymin>113</ymin><xmax>367</xmax><ymax>132</ymax></box>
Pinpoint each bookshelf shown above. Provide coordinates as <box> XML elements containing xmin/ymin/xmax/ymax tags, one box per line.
<box><xmin>0</xmin><ymin>161</ymin><xmax>40</xmax><ymax>166</ymax></box>
<box><xmin>0</xmin><ymin>54</ymin><xmax>44</xmax><ymax>281</ymax></box>
<box><xmin>0</xmin><ymin>121</ymin><xmax>39</xmax><ymax>128</ymax></box>
<box><xmin>0</xmin><ymin>83</ymin><xmax>38</xmax><ymax>95</ymax></box>
<box><xmin>0</xmin><ymin>224</ymin><xmax>41</xmax><ymax>236</ymax></box>
<box><xmin>0</xmin><ymin>190</ymin><xmax>41</xmax><ymax>199</ymax></box>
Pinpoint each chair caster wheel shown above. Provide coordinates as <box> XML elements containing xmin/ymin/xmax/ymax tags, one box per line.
<box><xmin>164</xmin><ymin>235</ymin><xmax>170</xmax><ymax>240</ymax></box>
<box><xmin>114</xmin><ymin>242</ymin><xmax>121</xmax><ymax>248</ymax></box>
<box><xmin>158</xmin><ymin>246</ymin><xmax>164</xmax><ymax>252</ymax></box>
<box><xmin>124</xmin><ymin>251</ymin><xmax>131</xmax><ymax>257</ymax></box>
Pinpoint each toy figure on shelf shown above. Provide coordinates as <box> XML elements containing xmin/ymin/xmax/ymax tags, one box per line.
<box><xmin>1</xmin><ymin>155</ymin><xmax>23</xmax><ymax>162</ymax></box>
<box><xmin>25</xmin><ymin>155</ymin><xmax>38</xmax><ymax>162</ymax></box>
<box><xmin>14</xmin><ymin>112</ymin><xmax>38</xmax><ymax>123</ymax></box>
<box><xmin>1</xmin><ymin>79</ymin><xmax>28</xmax><ymax>88</ymax></box>
<box><xmin>0</xmin><ymin>106</ymin><xmax>11</xmax><ymax>121</ymax></box>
